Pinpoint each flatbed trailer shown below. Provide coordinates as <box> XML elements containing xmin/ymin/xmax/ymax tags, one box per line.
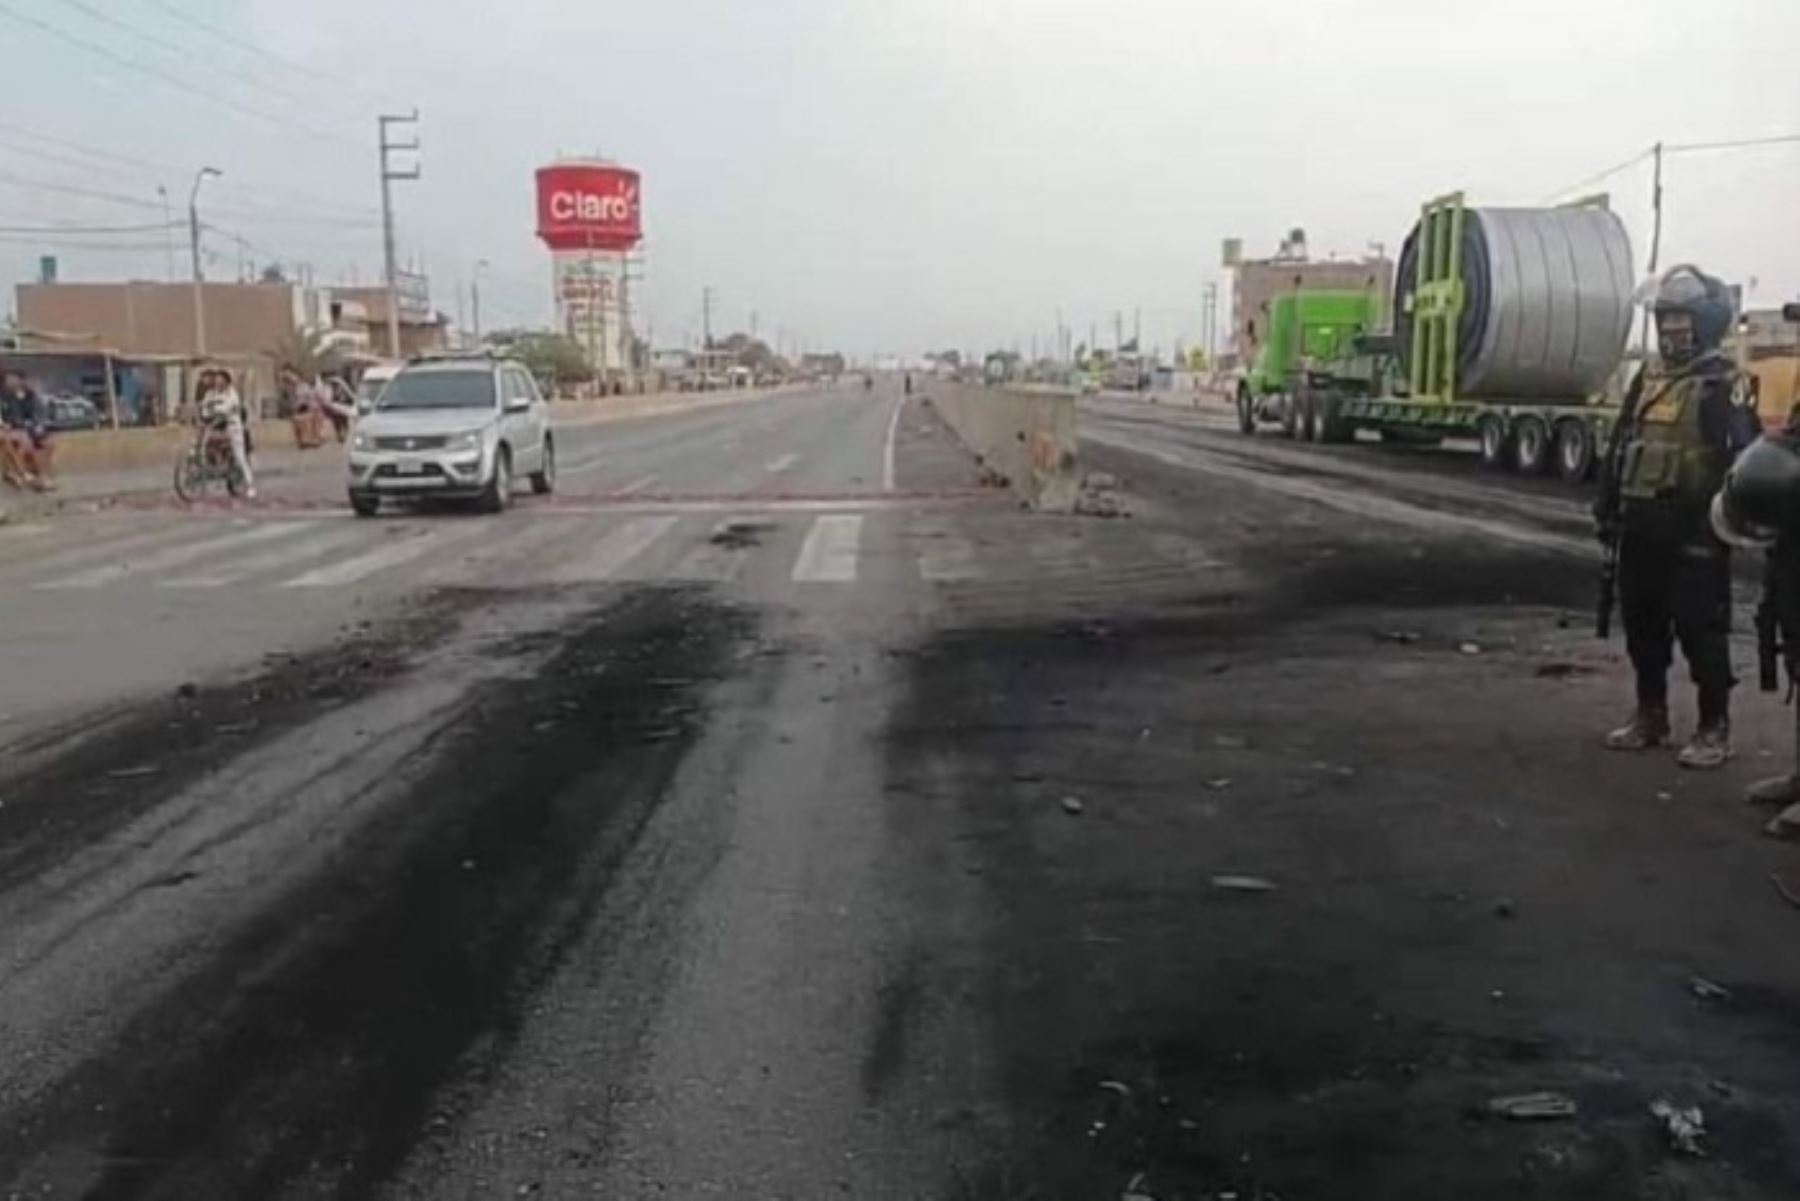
<box><xmin>1241</xmin><ymin>192</ymin><xmax>1629</xmax><ymax>483</ymax></box>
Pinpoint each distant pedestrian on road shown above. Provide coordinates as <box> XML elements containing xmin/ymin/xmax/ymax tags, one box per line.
<box><xmin>1</xmin><ymin>369</ymin><xmax>54</xmax><ymax>491</ymax></box>
<box><xmin>905</xmin><ymin>373</ymin><xmax>913</xmax><ymax>396</ymax></box>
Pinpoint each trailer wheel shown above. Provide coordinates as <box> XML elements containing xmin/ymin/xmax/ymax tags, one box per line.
<box><xmin>1235</xmin><ymin>383</ymin><xmax>1255</xmax><ymax>435</ymax></box>
<box><xmin>1478</xmin><ymin>416</ymin><xmax>1513</xmax><ymax>470</ymax></box>
<box><xmin>1514</xmin><ymin>416</ymin><xmax>1553</xmax><ymax>476</ymax></box>
<box><xmin>1278</xmin><ymin>394</ymin><xmax>1298</xmax><ymax>439</ymax></box>
<box><xmin>1554</xmin><ymin>418</ymin><xmax>1596</xmax><ymax>482</ymax></box>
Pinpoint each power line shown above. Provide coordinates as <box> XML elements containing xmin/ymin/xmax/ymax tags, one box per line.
<box><xmin>132</xmin><ymin>0</ymin><xmax>391</xmax><ymax>108</ymax></box>
<box><xmin>1540</xmin><ymin>146</ymin><xmax>1653</xmax><ymax>204</ymax></box>
<box><xmin>1666</xmin><ymin>131</ymin><xmax>1800</xmax><ymax>154</ymax></box>
<box><xmin>49</xmin><ymin>0</ymin><xmax>322</xmax><ymax>113</ymax></box>
<box><xmin>0</xmin><ymin>171</ymin><xmax>166</xmax><ymax>212</ymax></box>
<box><xmin>0</xmin><ymin>123</ymin><xmax>382</xmax><ymax>221</ymax></box>
<box><xmin>0</xmin><ymin>0</ymin><xmax>359</xmax><ymax>151</ymax></box>
<box><xmin>0</xmin><ymin>219</ymin><xmax>180</xmax><ymax>234</ymax></box>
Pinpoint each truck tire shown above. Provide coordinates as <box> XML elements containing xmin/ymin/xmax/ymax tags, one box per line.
<box><xmin>1299</xmin><ymin>387</ymin><xmax>1319</xmax><ymax>442</ymax></box>
<box><xmin>1278</xmin><ymin>395</ymin><xmax>1298</xmax><ymax>439</ymax></box>
<box><xmin>1478</xmin><ymin>417</ymin><xmax>1513</xmax><ymax>471</ymax></box>
<box><xmin>1317</xmin><ymin>392</ymin><xmax>1352</xmax><ymax>444</ymax></box>
<box><xmin>1514</xmin><ymin>416</ymin><xmax>1553</xmax><ymax>476</ymax></box>
<box><xmin>1554</xmin><ymin>418</ymin><xmax>1596</xmax><ymax>482</ymax></box>
<box><xmin>1235</xmin><ymin>383</ymin><xmax>1255</xmax><ymax>435</ymax></box>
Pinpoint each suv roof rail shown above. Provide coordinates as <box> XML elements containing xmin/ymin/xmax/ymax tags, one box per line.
<box><xmin>406</xmin><ymin>347</ymin><xmax>515</xmax><ymax>364</ymax></box>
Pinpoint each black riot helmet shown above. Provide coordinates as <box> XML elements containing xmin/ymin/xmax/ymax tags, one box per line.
<box><xmin>1648</xmin><ymin>264</ymin><xmax>1735</xmax><ymax>365</ymax></box>
<box><xmin>1712</xmin><ymin>433</ymin><xmax>1800</xmax><ymax>548</ymax></box>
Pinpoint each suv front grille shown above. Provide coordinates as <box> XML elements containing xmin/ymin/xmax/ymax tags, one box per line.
<box><xmin>374</xmin><ymin>435</ymin><xmax>448</xmax><ymax>451</ymax></box>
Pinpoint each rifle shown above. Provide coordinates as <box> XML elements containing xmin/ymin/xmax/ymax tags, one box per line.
<box><xmin>1758</xmin><ymin>587</ymin><xmax>1784</xmax><ymax>693</ymax></box>
<box><xmin>1594</xmin><ymin>369</ymin><xmax>1647</xmax><ymax>638</ymax></box>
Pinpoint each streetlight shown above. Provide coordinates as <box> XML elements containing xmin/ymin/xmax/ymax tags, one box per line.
<box><xmin>188</xmin><ymin>166</ymin><xmax>222</xmax><ymax>357</ymax></box>
<box><xmin>471</xmin><ymin>258</ymin><xmax>490</xmax><ymax>345</ymax></box>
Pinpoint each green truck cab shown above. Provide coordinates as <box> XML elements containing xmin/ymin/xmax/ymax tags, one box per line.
<box><xmin>1235</xmin><ymin>289</ymin><xmax>1386</xmax><ymax>440</ymax></box>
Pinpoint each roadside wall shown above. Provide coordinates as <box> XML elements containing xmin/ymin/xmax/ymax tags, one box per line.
<box><xmin>926</xmin><ymin>381</ymin><xmax>1079</xmax><ymax>511</ymax></box>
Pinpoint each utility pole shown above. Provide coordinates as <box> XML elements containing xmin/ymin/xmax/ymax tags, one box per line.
<box><xmin>471</xmin><ymin>258</ymin><xmax>488</xmax><ymax>345</ymax></box>
<box><xmin>1642</xmin><ymin>140</ymin><xmax>1665</xmax><ymax>353</ymax></box>
<box><xmin>377</xmin><ymin>112</ymin><xmax>421</xmax><ymax>359</ymax></box>
<box><xmin>187</xmin><ymin>166</ymin><xmax>221</xmax><ymax>357</ymax></box>
<box><xmin>701</xmin><ymin>286</ymin><xmax>715</xmax><ymax>348</ymax></box>
<box><xmin>1114</xmin><ymin>311</ymin><xmax>1123</xmax><ymax>354</ymax></box>
<box><xmin>157</xmin><ymin>185</ymin><xmax>175</xmax><ymax>282</ymax></box>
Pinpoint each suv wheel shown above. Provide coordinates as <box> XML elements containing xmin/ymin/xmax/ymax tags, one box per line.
<box><xmin>530</xmin><ymin>434</ymin><xmax>556</xmax><ymax>495</ymax></box>
<box><xmin>481</xmin><ymin>448</ymin><xmax>511</xmax><ymax>513</ymax></box>
<box><xmin>349</xmin><ymin>490</ymin><xmax>380</xmax><ymax>518</ymax></box>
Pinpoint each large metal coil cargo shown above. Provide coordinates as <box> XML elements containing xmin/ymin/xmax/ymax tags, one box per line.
<box><xmin>1395</xmin><ymin>206</ymin><xmax>1635</xmax><ymax>401</ymax></box>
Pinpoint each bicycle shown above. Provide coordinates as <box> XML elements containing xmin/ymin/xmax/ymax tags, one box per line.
<box><xmin>173</xmin><ymin>415</ymin><xmax>251</xmax><ymax>502</ymax></box>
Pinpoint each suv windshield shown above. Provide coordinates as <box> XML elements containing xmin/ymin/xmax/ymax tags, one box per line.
<box><xmin>375</xmin><ymin>369</ymin><xmax>494</xmax><ymax>411</ymax></box>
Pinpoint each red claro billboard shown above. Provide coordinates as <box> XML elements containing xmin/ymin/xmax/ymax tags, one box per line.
<box><xmin>535</xmin><ymin>162</ymin><xmax>642</xmax><ymax>252</ymax></box>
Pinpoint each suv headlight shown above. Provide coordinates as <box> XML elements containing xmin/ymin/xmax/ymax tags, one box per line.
<box><xmin>351</xmin><ymin>430</ymin><xmax>373</xmax><ymax>451</ymax></box>
<box><xmin>448</xmin><ymin>430</ymin><xmax>483</xmax><ymax>452</ymax></box>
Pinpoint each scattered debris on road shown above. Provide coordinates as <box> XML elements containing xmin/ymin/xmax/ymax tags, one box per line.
<box><xmin>1204</xmin><ymin>777</ymin><xmax>1233</xmax><ymax>790</ymax></box>
<box><xmin>1763</xmin><ymin>803</ymin><xmax>1800</xmax><ymax>840</ymax></box>
<box><xmin>1770</xmin><ymin>871</ymin><xmax>1800</xmax><ymax>910</ymax></box>
<box><xmin>1210</xmin><ymin>874</ymin><xmax>1277</xmax><ymax>893</ymax></box>
<box><xmin>1689</xmin><ymin>976</ymin><xmax>1733</xmax><ymax>1002</ymax></box>
<box><xmin>1458</xmin><ymin>642</ymin><xmax>1483</xmax><ymax>656</ymax></box>
<box><xmin>1493</xmin><ymin>897</ymin><xmax>1516</xmax><ymax>919</ymax></box>
<box><xmin>106</xmin><ymin>764</ymin><xmax>159</xmax><ymax>779</ymax></box>
<box><xmin>1649</xmin><ymin>1098</ymin><xmax>1706</xmax><ymax>1156</ymax></box>
<box><xmin>1486</xmin><ymin>1091</ymin><xmax>1577</xmax><ymax>1120</ymax></box>
<box><xmin>1061</xmin><ymin>795</ymin><xmax>1085</xmax><ymax>816</ymax></box>
<box><xmin>1374</xmin><ymin>629</ymin><xmax>1422</xmax><ymax>645</ymax></box>
<box><xmin>1534</xmin><ymin>661</ymin><xmax>1596</xmax><ymax>680</ymax></box>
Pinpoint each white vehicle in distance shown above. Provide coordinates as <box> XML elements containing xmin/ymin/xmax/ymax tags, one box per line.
<box><xmin>346</xmin><ymin>352</ymin><xmax>555</xmax><ymax>517</ymax></box>
<box><xmin>352</xmin><ymin>362</ymin><xmax>402</xmax><ymax>414</ymax></box>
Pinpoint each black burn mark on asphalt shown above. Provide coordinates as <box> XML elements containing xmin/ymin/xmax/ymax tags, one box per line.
<box><xmin>0</xmin><ymin>599</ymin><xmax>463</xmax><ymax>893</ymax></box>
<box><xmin>860</xmin><ymin>946</ymin><xmax>926</xmax><ymax>1101</ymax></box>
<box><xmin>0</xmin><ymin>587</ymin><xmax>754</xmax><ymax>1201</ymax></box>
<box><xmin>1262</xmin><ymin>541</ymin><xmax>1590</xmax><ymax>613</ymax></box>
<box><xmin>883</xmin><ymin>613</ymin><xmax>1800</xmax><ymax>1201</ymax></box>
<box><xmin>710</xmin><ymin>520</ymin><xmax>773</xmax><ymax>549</ymax></box>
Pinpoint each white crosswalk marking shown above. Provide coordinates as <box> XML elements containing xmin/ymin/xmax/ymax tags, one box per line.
<box><xmin>915</xmin><ymin>527</ymin><xmax>982</xmax><ymax>582</ymax></box>
<box><xmin>552</xmin><ymin>515</ymin><xmax>678</xmax><ymax>583</ymax></box>
<box><xmin>39</xmin><ymin>521</ymin><xmax>312</xmax><ymax>590</ymax></box>
<box><xmin>160</xmin><ymin>524</ymin><xmax>376</xmax><ymax>588</ymax></box>
<box><xmin>282</xmin><ymin>524</ymin><xmax>488</xmax><ymax>589</ymax></box>
<box><xmin>423</xmin><ymin>516</ymin><xmax>578</xmax><ymax>584</ymax></box>
<box><xmin>791</xmin><ymin>514</ymin><xmax>861</xmax><ymax>582</ymax></box>
<box><xmin>764</xmin><ymin>453</ymin><xmax>798</xmax><ymax>474</ymax></box>
<box><xmin>10</xmin><ymin>521</ymin><xmax>215</xmax><ymax>579</ymax></box>
<box><xmin>669</xmin><ymin>517</ymin><xmax>758</xmax><ymax>582</ymax></box>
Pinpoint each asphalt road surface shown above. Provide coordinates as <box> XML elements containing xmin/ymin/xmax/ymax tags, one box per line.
<box><xmin>4</xmin><ymin>381</ymin><xmax>1800</xmax><ymax>1199</ymax></box>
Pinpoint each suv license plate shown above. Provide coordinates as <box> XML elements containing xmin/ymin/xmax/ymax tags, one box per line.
<box><xmin>396</xmin><ymin>461</ymin><xmax>423</xmax><ymax>475</ymax></box>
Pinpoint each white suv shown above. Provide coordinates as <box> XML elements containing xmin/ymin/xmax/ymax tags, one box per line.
<box><xmin>347</xmin><ymin>355</ymin><xmax>554</xmax><ymax>516</ymax></box>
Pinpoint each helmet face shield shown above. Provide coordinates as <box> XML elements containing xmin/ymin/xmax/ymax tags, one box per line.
<box><xmin>1712</xmin><ymin>489</ymin><xmax>1776</xmax><ymax>549</ymax></box>
<box><xmin>1643</xmin><ymin>264</ymin><xmax>1735</xmax><ymax>359</ymax></box>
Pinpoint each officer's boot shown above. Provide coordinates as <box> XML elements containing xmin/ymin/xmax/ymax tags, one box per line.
<box><xmin>1748</xmin><ymin>703</ymin><xmax>1800</xmax><ymax>806</ymax></box>
<box><xmin>1605</xmin><ymin>703</ymin><xmax>1670</xmax><ymax>751</ymax></box>
<box><xmin>1677</xmin><ymin>717</ymin><xmax>1733</xmax><ymax>770</ymax></box>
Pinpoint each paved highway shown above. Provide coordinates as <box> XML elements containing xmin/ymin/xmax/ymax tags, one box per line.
<box><xmin>3</xmin><ymin>383</ymin><xmax>1800</xmax><ymax>1199</ymax></box>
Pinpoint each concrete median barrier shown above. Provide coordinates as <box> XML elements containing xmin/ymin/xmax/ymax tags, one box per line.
<box><xmin>925</xmin><ymin>382</ymin><xmax>1079</xmax><ymax>511</ymax></box>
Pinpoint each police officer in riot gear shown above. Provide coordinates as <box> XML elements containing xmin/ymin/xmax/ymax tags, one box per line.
<box><xmin>1713</xmin><ymin>304</ymin><xmax>1800</xmax><ymax>823</ymax></box>
<box><xmin>1598</xmin><ymin>265</ymin><xmax>1754</xmax><ymax>768</ymax></box>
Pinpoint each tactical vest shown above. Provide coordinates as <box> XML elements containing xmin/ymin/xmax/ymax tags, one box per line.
<box><xmin>1619</xmin><ymin>367</ymin><xmax>1728</xmax><ymax>506</ymax></box>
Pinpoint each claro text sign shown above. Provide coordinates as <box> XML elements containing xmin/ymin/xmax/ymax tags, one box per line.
<box><xmin>535</xmin><ymin>163</ymin><xmax>642</xmax><ymax>252</ymax></box>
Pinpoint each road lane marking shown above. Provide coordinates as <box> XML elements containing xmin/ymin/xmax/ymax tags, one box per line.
<box><xmin>282</xmin><ymin>524</ymin><xmax>489</xmax><ymax>588</ymax></box>
<box><xmin>883</xmin><ymin>396</ymin><xmax>904</xmax><ymax>491</ymax></box>
<box><xmin>161</xmin><ymin>524</ymin><xmax>375</xmax><ymax>587</ymax></box>
<box><xmin>0</xmin><ymin>522</ymin><xmax>50</xmax><ymax>542</ymax></box>
<box><xmin>608</xmin><ymin>473</ymin><xmax>661</xmax><ymax>495</ymax></box>
<box><xmin>39</xmin><ymin>521</ymin><xmax>310</xmax><ymax>589</ymax></box>
<box><xmin>791</xmin><ymin>514</ymin><xmax>861</xmax><ymax>582</ymax></box>
<box><xmin>422</xmin><ymin>516</ymin><xmax>579</xmax><ymax>584</ymax></box>
<box><xmin>914</xmin><ymin>525</ymin><xmax>982</xmax><ymax>582</ymax></box>
<box><xmin>552</xmin><ymin>515</ymin><xmax>679</xmax><ymax>583</ymax></box>
<box><xmin>764</xmin><ymin>453</ymin><xmax>798</xmax><ymax>474</ymax></box>
<box><xmin>10</xmin><ymin>521</ymin><xmax>229</xmax><ymax>576</ymax></box>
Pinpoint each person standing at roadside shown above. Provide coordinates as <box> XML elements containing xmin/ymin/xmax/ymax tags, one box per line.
<box><xmin>1596</xmin><ymin>265</ymin><xmax>1753</xmax><ymax>768</ymax></box>
<box><xmin>1</xmin><ymin>369</ymin><xmax>54</xmax><ymax>491</ymax></box>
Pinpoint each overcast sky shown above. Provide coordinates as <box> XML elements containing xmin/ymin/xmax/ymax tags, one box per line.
<box><xmin>2</xmin><ymin>0</ymin><xmax>1796</xmax><ymax>357</ymax></box>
